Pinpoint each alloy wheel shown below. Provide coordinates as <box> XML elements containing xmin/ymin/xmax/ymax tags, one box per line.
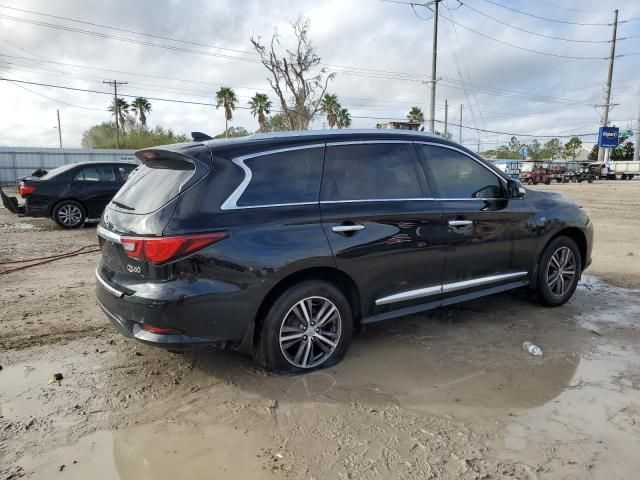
<box><xmin>58</xmin><ymin>204</ymin><xmax>82</xmax><ymax>226</ymax></box>
<box><xmin>279</xmin><ymin>296</ymin><xmax>342</xmax><ymax>369</ymax></box>
<box><xmin>546</xmin><ymin>246</ymin><xmax>577</xmax><ymax>297</ymax></box>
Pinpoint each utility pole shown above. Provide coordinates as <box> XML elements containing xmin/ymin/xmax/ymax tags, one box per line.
<box><xmin>635</xmin><ymin>105</ymin><xmax>640</xmax><ymax>161</ymax></box>
<box><xmin>598</xmin><ymin>9</ymin><xmax>618</xmax><ymax>162</ymax></box>
<box><xmin>428</xmin><ymin>0</ymin><xmax>442</xmax><ymax>133</ymax></box>
<box><xmin>443</xmin><ymin>99</ymin><xmax>448</xmax><ymax>138</ymax></box>
<box><xmin>103</xmin><ymin>80</ymin><xmax>128</xmax><ymax>149</ymax></box>
<box><xmin>459</xmin><ymin>104</ymin><xmax>463</xmax><ymax>144</ymax></box>
<box><xmin>56</xmin><ymin>109</ymin><xmax>62</xmax><ymax>148</ymax></box>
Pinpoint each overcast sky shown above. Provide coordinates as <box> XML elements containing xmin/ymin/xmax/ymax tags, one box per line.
<box><xmin>0</xmin><ymin>0</ymin><xmax>639</xmax><ymax>151</ymax></box>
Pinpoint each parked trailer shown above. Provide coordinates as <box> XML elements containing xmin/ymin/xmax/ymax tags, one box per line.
<box><xmin>589</xmin><ymin>162</ymin><xmax>640</xmax><ymax>180</ymax></box>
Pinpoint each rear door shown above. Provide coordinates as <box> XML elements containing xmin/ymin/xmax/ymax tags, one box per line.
<box><xmin>71</xmin><ymin>164</ymin><xmax>120</xmax><ymax>217</ymax></box>
<box><xmin>415</xmin><ymin>143</ymin><xmax>537</xmax><ymax>299</ymax></box>
<box><xmin>320</xmin><ymin>141</ymin><xmax>447</xmax><ymax>319</ymax></box>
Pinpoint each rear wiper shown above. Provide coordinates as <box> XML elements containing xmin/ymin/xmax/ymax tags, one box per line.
<box><xmin>112</xmin><ymin>200</ymin><xmax>135</xmax><ymax>211</ymax></box>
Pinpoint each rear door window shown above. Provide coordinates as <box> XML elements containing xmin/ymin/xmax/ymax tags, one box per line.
<box><xmin>236</xmin><ymin>147</ymin><xmax>323</xmax><ymax>207</ymax></box>
<box><xmin>321</xmin><ymin>143</ymin><xmax>422</xmax><ymax>201</ymax></box>
<box><xmin>417</xmin><ymin>145</ymin><xmax>504</xmax><ymax>199</ymax></box>
<box><xmin>74</xmin><ymin>165</ymin><xmax>116</xmax><ymax>182</ymax></box>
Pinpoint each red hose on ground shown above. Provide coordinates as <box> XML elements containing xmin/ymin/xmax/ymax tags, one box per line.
<box><xmin>0</xmin><ymin>245</ymin><xmax>101</xmax><ymax>275</ymax></box>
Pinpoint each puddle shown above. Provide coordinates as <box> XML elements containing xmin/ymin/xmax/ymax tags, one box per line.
<box><xmin>497</xmin><ymin>345</ymin><xmax>640</xmax><ymax>478</ymax></box>
<box><xmin>19</xmin><ymin>422</ymin><xmax>280</xmax><ymax>480</ymax></box>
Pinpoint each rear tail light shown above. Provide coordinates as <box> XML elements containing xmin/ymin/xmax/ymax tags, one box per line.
<box><xmin>19</xmin><ymin>184</ymin><xmax>36</xmax><ymax>196</ymax></box>
<box><xmin>141</xmin><ymin>324</ymin><xmax>181</xmax><ymax>334</ymax></box>
<box><xmin>120</xmin><ymin>232</ymin><xmax>227</xmax><ymax>264</ymax></box>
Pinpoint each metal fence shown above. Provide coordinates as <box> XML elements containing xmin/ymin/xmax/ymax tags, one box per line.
<box><xmin>0</xmin><ymin>147</ymin><xmax>138</xmax><ymax>185</ymax></box>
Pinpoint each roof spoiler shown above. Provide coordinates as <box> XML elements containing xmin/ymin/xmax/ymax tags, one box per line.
<box><xmin>191</xmin><ymin>131</ymin><xmax>213</xmax><ymax>142</ymax></box>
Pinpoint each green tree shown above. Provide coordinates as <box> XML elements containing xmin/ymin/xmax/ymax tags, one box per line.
<box><xmin>215</xmin><ymin>86</ymin><xmax>238</xmax><ymax>137</ymax></box>
<box><xmin>529</xmin><ymin>139</ymin><xmax>542</xmax><ymax>160</ymax></box>
<box><xmin>407</xmin><ymin>106</ymin><xmax>425</xmax><ymax>124</ymax></box>
<box><xmin>320</xmin><ymin>94</ymin><xmax>340</xmax><ymax>128</ymax></box>
<box><xmin>542</xmin><ymin>138</ymin><xmax>563</xmax><ymax>159</ymax></box>
<box><xmin>214</xmin><ymin>126</ymin><xmax>250</xmax><ymax>139</ymax></box>
<box><xmin>108</xmin><ymin>98</ymin><xmax>129</xmax><ymax>132</ymax></box>
<box><xmin>130</xmin><ymin>97</ymin><xmax>152</xmax><ymax>128</ymax></box>
<box><xmin>563</xmin><ymin>137</ymin><xmax>583</xmax><ymax>160</ymax></box>
<box><xmin>248</xmin><ymin>93</ymin><xmax>272</xmax><ymax>131</ymax></box>
<box><xmin>496</xmin><ymin>145</ymin><xmax>520</xmax><ymax>159</ymax></box>
<box><xmin>435</xmin><ymin>130</ymin><xmax>452</xmax><ymax>140</ymax></box>
<box><xmin>587</xmin><ymin>144</ymin><xmax>599</xmax><ymax>161</ymax></box>
<box><xmin>611</xmin><ymin>141</ymin><xmax>635</xmax><ymax>160</ymax></box>
<box><xmin>508</xmin><ymin>136</ymin><xmax>522</xmax><ymax>156</ymax></box>
<box><xmin>81</xmin><ymin>122</ymin><xmax>189</xmax><ymax>149</ymax></box>
<box><xmin>336</xmin><ymin>107</ymin><xmax>351</xmax><ymax>129</ymax></box>
<box><xmin>260</xmin><ymin>113</ymin><xmax>293</xmax><ymax>132</ymax></box>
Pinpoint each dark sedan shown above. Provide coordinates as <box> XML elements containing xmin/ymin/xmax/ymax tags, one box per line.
<box><xmin>1</xmin><ymin>161</ymin><xmax>137</xmax><ymax>228</ymax></box>
<box><xmin>95</xmin><ymin>129</ymin><xmax>593</xmax><ymax>373</ymax></box>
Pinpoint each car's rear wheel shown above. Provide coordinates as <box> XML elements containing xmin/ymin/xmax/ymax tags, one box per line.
<box><xmin>536</xmin><ymin>236</ymin><xmax>581</xmax><ymax>307</ymax></box>
<box><xmin>254</xmin><ymin>280</ymin><xmax>353</xmax><ymax>373</ymax></box>
<box><xmin>53</xmin><ymin>200</ymin><xmax>86</xmax><ymax>229</ymax></box>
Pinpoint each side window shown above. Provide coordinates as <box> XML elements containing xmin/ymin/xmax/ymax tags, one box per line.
<box><xmin>321</xmin><ymin>143</ymin><xmax>423</xmax><ymax>201</ymax></box>
<box><xmin>417</xmin><ymin>145</ymin><xmax>504</xmax><ymax>199</ymax></box>
<box><xmin>236</xmin><ymin>147</ymin><xmax>323</xmax><ymax>207</ymax></box>
<box><xmin>73</xmin><ymin>165</ymin><xmax>116</xmax><ymax>182</ymax></box>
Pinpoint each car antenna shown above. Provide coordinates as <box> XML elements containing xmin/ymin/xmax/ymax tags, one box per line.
<box><xmin>191</xmin><ymin>132</ymin><xmax>213</xmax><ymax>142</ymax></box>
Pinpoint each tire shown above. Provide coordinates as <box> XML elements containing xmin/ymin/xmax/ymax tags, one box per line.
<box><xmin>536</xmin><ymin>236</ymin><xmax>582</xmax><ymax>307</ymax></box>
<box><xmin>53</xmin><ymin>200</ymin><xmax>86</xmax><ymax>229</ymax></box>
<box><xmin>254</xmin><ymin>280</ymin><xmax>353</xmax><ymax>374</ymax></box>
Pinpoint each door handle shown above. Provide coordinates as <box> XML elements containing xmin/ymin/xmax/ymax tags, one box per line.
<box><xmin>332</xmin><ymin>224</ymin><xmax>365</xmax><ymax>233</ymax></box>
<box><xmin>448</xmin><ymin>220</ymin><xmax>472</xmax><ymax>227</ymax></box>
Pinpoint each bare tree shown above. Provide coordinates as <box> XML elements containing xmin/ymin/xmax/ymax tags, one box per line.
<box><xmin>251</xmin><ymin>18</ymin><xmax>334</xmax><ymax>130</ymax></box>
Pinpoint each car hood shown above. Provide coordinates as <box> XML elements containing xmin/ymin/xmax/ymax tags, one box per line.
<box><xmin>524</xmin><ymin>188</ymin><xmax>582</xmax><ymax>209</ymax></box>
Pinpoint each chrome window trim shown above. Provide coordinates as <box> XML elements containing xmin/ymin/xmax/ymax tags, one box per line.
<box><xmin>320</xmin><ymin>198</ymin><xmax>435</xmax><ymax>204</ymax></box>
<box><xmin>325</xmin><ymin>140</ymin><xmax>415</xmax><ymax>146</ymax></box>
<box><xmin>375</xmin><ymin>271</ymin><xmax>528</xmax><ymax>306</ymax></box>
<box><xmin>95</xmin><ymin>269</ymin><xmax>124</xmax><ymax>298</ymax></box>
<box><xmin>97</xmin><ymin>224</ymin><xmax>121</xmax><ymax>244</ymax></box>
<box><xmin>220</xmin><ymin>143</ymin><xmax>325</xmax><ymax>211</ymax></box>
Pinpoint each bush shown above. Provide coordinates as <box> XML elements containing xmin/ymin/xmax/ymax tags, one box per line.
<box><xmin>81</xmin><ymin>122</ymin><xmax>190</xmax><ymax>149</ymax></box>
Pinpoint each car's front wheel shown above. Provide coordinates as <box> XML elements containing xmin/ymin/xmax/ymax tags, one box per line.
<box><xmin>536</xmin><ymin>236</ymin><xmax>582</xmax><ymax>307</ymax></box>
<box><xmin>53</xmin><ymin>200</ymin><xmax>86</xmax><ymax>229</ymax></box>
<box><xmin>254</xmin><ymin>280</ymin><xmax>353</xmax><ymax>373</ymax></box>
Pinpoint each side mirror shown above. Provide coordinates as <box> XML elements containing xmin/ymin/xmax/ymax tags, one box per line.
<box><xmin>508</xmin><ymin>179</ymin><xmax>526</xmax><ymax>199</ymax></box>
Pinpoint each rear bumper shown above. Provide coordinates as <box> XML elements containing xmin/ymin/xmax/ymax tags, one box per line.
<box><xmin>95</xmin><ymin>269</ymin><xmax>255</xmax><ymax>350</ymax></box>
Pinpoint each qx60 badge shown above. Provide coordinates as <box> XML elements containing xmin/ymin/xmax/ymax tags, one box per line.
<box><xmin>126</xmin><ymin>264</ymin><xmax>141</xmax><ymax>274</ymax></box>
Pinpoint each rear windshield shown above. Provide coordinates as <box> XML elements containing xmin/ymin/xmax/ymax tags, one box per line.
<box><xmin>111</xmin><ymin>163</ymin><xmax>194</xmax><ymax>214</ymax></box>
<box><xmin>40</xmin><ymin>163</ymin><xmax>79</xmax><ymax>180</ymax></box>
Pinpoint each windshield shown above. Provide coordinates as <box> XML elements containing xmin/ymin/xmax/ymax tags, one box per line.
<box><xmin>110</xmin><ymin>163</ymin><xmax>195</xmax><ymax>214</ymax></box>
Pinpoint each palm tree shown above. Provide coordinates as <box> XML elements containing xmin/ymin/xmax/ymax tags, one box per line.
<box><xmin>320</xmin><ymin>94</ymin><xmax>340</xmax><ymax>129</ymax></box>
<box><xmin>108</xmin><ymin>98</ymin><xmax>129</xmax><ymax>132</ymax></box>
<box><xmin>407</xmin><ymin>106</ymin><xmax>425</xmax><ymax>125</ymax></box>
<box><xmin>215</xmin><ymin>87</ymin><xmax>238</xmax><ymax>137</ymax></box>
<box><xmin>336</xmin><ymin>107</ymin><xmax>351</xmax><ymax>129</ymax></box>
<box><xmin>131</xmin><ymin>97</ymin><xmax>152</xmax><ymax>128</ymax></box>
<box><xmin>248</xmin><ymin>93</ymin><xmax>272</xmax><ymax>131</ymax></box>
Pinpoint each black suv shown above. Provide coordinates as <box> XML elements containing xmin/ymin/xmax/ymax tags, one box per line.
<box><xmin>96</xmin><ymin>130</ymin><xmax>593</xmax><ymax>373</ymax></box>
<box><xmin>1</xmin><ymin>161</ymin><xmax>138</xmax><ymax>228</ymax></box>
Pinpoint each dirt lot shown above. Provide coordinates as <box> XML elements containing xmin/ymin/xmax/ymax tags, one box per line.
<box><xmin>1</xmin><ymin>181</ymin><xmax>639</xmax><ymax>479</ymax></box>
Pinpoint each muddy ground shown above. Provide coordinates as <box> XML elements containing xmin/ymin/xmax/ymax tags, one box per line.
<box><xmin>1</xmin><ymin>181</ymin><xmax>639</xmax><ymax>479</ymax></box>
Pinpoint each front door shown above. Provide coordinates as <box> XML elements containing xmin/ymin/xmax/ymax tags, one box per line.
<box><xmin>415</xmin><ymin>143</ymin><xmax>537</xmax><ymax>300</ymax></box>
<box><xmin>320</xmin><ymin>141</ymin><xmax>447</xmax><ymax>319</ymax></box>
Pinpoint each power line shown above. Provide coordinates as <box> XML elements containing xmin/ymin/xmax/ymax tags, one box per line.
<box><xmin>432</xmin><ymin>10</ymin><xmax>610</xmax><ymax>59</ymax></box>
<box><xmin>1</xmin><ymin>77</ymin><xmax>606</xmax><ymax>140</ymax></box>
<box><xmin>525</xmin><ymin>0</ymin><xmax>613</xmax><ymax>14</ymax></box>
<box><xmin>457</xmin><ymin>1</ymin><xmax>611</xmax><ymax>43</ymax></box>
<box><xmin>6</xmin><ymin>80</ymin><xmax>104</xmax><ymax>110</ymax></box>
<box><xmin>474</xmin><ymin>0</ymin><xmax>612</xmax><ymax>26</ymax></box>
